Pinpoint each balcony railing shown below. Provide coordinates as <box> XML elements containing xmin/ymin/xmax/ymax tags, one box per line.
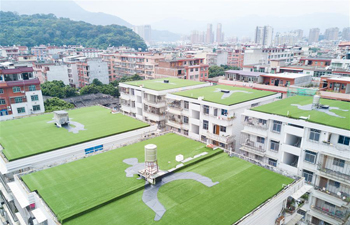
<box><xmin>206</xmin><ymin>132</ymin><xmax>235</xmax><ymax>144</ymax></box>
<box><xmin>314</xmin><ymin>185</ymin><xmax>350</xmax><ymax>202</ymax></box>
<box><xmin>240</xmin><ymin>141</ymin><xmax>266</xmax><ymax>153</ymax></box>
<box><xmin>312</xmin><ymin>204</ymin><xmax>349</xmax><ymax>221</ymax></box>
<box><xmin>317</xmin><ymin>164</ymin><xmax>350</xmax><ymax>183</ymax></box>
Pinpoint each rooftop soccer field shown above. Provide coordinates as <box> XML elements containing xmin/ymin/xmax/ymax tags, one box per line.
<box><xmin>22</xmin><ymin>133</ymin><xmax>293</xmax><ymax>225</ymax></box>
<box><xmin>173</xmin><ymin>85</ymin><xmax>276</xmax><ymax>106</ymax></box>
<box><xmin>123</xmin><ymin>78</ymin><xmax>205</xmax><ymax>91</ymax></box>
<box><xmin>252</xmin><ymin>96</ymin><xmax>350</xmax><ymax>131</ymax></box>
<box><xmin>0</xmin><ymin>106</ymin><xmax>149</xmax><ymax>161</ymax></box>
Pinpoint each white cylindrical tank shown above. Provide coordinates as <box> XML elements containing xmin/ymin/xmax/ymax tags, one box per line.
<box><xmin>313</xmin><ymin>95</ymin><xmax>320</xmax><ymax>108</ymax></box>
<box><xmin>145</xmin><ymin>144</ymin><xmax>157</xmax><ymax>162</ymax></box>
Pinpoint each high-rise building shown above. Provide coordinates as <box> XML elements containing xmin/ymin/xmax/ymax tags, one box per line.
<box><xmin>308</xmin><ymin>28</ymin><xmax>320</xmax><ymax>44</ymax></box>
<box><xmin>206</xmin><ymin>24</ymin><xmax>214</xmax><ymax>44</ymax></box>
<box><xmin>294</xmin><ymin>29</ymin><xmax>303</xmax><ymax>40</ymax></box>
<box><xmin>324</xmin><ymin>27</ymin><xmax>339</xmax><ymax>40</ymax></box>
<box><xmin>133</xmin><ymin>25</ymin><xmax>152</xmax><ymax>44</ymax></box>
<box><xmin>342</xmin><ymin>27</ymin><xmax>350</xmax><ymax>41</ymax></box>
<box><xmin>255</xmin><ymin>26</ymin><xmax>273</xmax><ymax>46</ymax></box>
<box><xmin>216</xmin><ymin>23</ymin><xmax>223</xmax><ymax>43</ymax></box>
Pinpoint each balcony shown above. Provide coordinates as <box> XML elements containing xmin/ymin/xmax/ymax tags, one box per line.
<box><xmin>317</xmin><ymin>155</ymin><xmax>350</xmax><ymax>184</ymax></box>
<box><xmin>206</xmin><ymin>131</ymin><xmax>235</xmax><ymax>144</ymax></box>
<box><xmin>312</xmin><ymin>203</ymin><xmax>349</xmax><ymax>221</ymax></box>
<box><xmin>314</xmin><ymin>185</ymin><xmax>350</xmax><ymax>204</ymax></box>
<box><xmin>144</xmin><ymin>98</ymin><xmax>166</xmax><ymax>108</ymax></box>
<box><xmin>242</xmin><ymin>115</ymin><xmax>269</xmax><ymax>130</ymax></box>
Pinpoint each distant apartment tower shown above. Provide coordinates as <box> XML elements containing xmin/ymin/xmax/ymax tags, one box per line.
<box><xmin>294</xmin><ymin>29</ymin><xmax>303</xmax><ymax>40</ymax></box>
<box><xmin>308</xmin><ymin>28</ymin><xmax>320</xmax><ymax>44</ymax></box>
<box><xmin>216</xmin><ymin>23</ymin><xmax>223</xmax><ymax>43</ymax></box>
<box><xmin>133</xmin><ymin>25</ymin><xmax>152</xmax><ymax>44</ymax></box>
<box><xmin>206</xmin><ymin>24</ymin><xmax>214</xmax><ymax>44</ymax></box>
<box><xmin>342</xmin><ymin>27</ymin><xmax>350</xmax><ymax>41</ymax></box>
<box><xmin>324</xmin><ymin>27</ymin><xmax>339</xmax><ymax>41</ymax></box>
<box><xmin>191</xmin><ymin>30</ymin><xmax>205</xmax><ymax>44</ymax></box>
<box><xmin>255</xmin><ymin>26</ymin><xmax>273</xmax><ymax>46</ymax></box>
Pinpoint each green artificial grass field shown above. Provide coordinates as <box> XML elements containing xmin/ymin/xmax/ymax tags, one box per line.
<box><xmin>22</xmin><ymin>133</ymin><xmax>211</xmax><ymax>223</ymax></box>
<box><xmin>0</xmin><ymin>106</ymin><xmax>149</xmax><ymax>161</ymax></box>
<box><xmin>124</xmin><ymin>78</ymin><xmax>204</xmax><ymax>91</ymax></box>
<box><xmin>23</xmin><ymin>133</ymin><xmax>293</xmax><ymax>225</ymax></box>
<box><xmin>174</xmin><ymin>85</ymin><xmax>276</xmax><ymax>105</ymax></box>
<box><xmin>252</xmin><ymin>95</ymin><xmax>350</xmax><ymax>130</ymax></box>
<box><xmin>64</xmin><ymin>153</ymin><xmax>292</xmax><ymax>225</ymax></box>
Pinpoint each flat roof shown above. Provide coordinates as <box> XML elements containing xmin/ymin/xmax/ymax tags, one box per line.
<box><xmin>173</xmin><ymin>85</ymin><xmax>276</xmax><ymax>106</ymax></box>
<box><xmin>251</xmin><ymin>96</ymin><xmax>350</xmax><ymax>131</ymax></box>
<box><xmin>0</xmin><ymin>106</ymin><xmax>149</xmax><ymax>161</ymax></box>
<box><xmin>22</xmin><ymin>133</ymin><xmax>292</xmax><ymax>225</ymax></box>
<box><xmin>225</xmin><ymin>70</ymin><xmax>267</xmax><ymax>77</ymax></box>
<box><xmin>261</xmin><ymin>73</ymin><xmax>311</xmax><ymax>79</ymax></box>
<box><xmin>123</xmin><ymin>78</ymin><xmax>205</xmax><ymax>91</ymax></box>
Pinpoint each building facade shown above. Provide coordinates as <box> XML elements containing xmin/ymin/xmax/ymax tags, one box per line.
<box><xmin>0</xmin><ymin>64</ymin><xmax>45</xmax><ymax>120</ymax></box>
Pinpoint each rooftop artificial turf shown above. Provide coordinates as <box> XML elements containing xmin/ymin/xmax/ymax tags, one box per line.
<box><xmin>252</xmin><ymin>95</ymin><xmax>350</xmax><ymax>131</ymax></box>
<box><xmin>22</xmin><ymin>133</ymin><xmax>293</xmax><ymax>225</ymax></box>
<box><xmin>123</xmin><ymin>78</ymin><xmax>205</xmax><ymax>91</ymax></box>
<box><xmin>0</xmin><ymin>106</ymin><xmax>149</xmax><ymax>161</ymax></box>
<box><xmin>173</xmin><ymin>85</ymin><xmax>276</xmax><ymax>106</ymax></box>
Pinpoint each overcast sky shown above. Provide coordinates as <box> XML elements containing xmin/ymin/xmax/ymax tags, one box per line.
<box><xmin>74</xmin><ymin>0</ymin><xmax>350</xmax><ymax>25</ymax></box>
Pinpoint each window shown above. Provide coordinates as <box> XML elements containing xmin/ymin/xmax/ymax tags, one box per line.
<box><xmin>333</xmin><ymin>158</ymin><xmax>345</xmax><ymax>168</ymax></box>
<box><xmin>184</xmin><ymin>130</ymin><xmax>188</xmax><ymax>136</ymax></box>
<box><xmin>220</xmin><ymin>126</ymin><xmax>226</xmax><ymax>132</ymax></box>
<box><xmin>270</xmin><ymin>140</ymin><xmax>279</xmax><ymax>152</ymax></box>
<box><xmin>17</xmin><ymin>107</ymin><xmax>25</xmax><ymax>114</ymax></box>
<box><xmin>257</xmin><ymin>136</ymin><xmax>265</xmax><ymax>144</ymax></box>
<box><xmin>195</xmin><ymin>68</ymin><xmax>198</xmax><ymax>71</ymax></box>
<box><xmin>268</xmin><ymin>158</ymin><xmax>277</xmax><ymax>167</ymax></box>
<box><xmin>183</xmin><ymin>116</ymin><xmax>189</xmax><ymax>124</ymax></box>
<box><xmin>303</xmin><ymin>170</ymin><xmax>313</xmax><ymax>183</ymax></box>
<box><xmin>304</xmin><ymin>150</ymin><xmax>317</xmax><ymax>164</ymax></box>
<box><xmin>15</xmin><ymin>97</ymin><xmax>23</xmax><ymax>103</ymax></box>
<box><xmin>190</xmin><ymin>69</ymin><xmax>194</xmax><ymax>72</ymax></box>
<box><xmin>184</xmin><ymin>101</ymin><xmax>189</xmax><ymax>109</ymax></box>
<box><xmin>309</xmin><ymin>129</ymin><xmax>321</xmax><ymax>142</ymax></box>
<box><xmin>221</xmin><ymin>109</ymin><xmax>227</xmax><ymax>116</ymax></box>
<box><xmin>258</xmin><ymin>119</ymin><xmax>267</xmax><ymax>125</ymax></box>
<box><xmin>338</xmin><ymin>135</ymin><xmax>350</xmax><ymax>145</ymax></box>
<box><xmin>0</xmin><ymin>99</ymin><xmax>5</xmax><ymax>105</ymax></box>
<box><xmin>203</xmin><ymin>105</ymin><xmax>209</xmax><ymax>114</ymax></box>
<box><xmin>329</xmin><ymin>180</ymin><xmax>340</xmax><ymax>188</ymax></box>
<box><xmin>255</xmin><ymin>155</ymin><xmax>263</xmax><ymax>161</ymax></box>
<box><xmin>272</xmin><ymin>120</ymin><xmax>282</xmax><ymax>133</ymax></box>
<box><xmin>29</xmin><ymin>85</ymin><xmax>36</xmax><ymax>91</ymax></box>
<box><xmin>31</xmin><ymin>95</ymin><xmax>39</xmax><ymax>101</ymax></box>
<box><xmin>0</xmin><ymin>88</ymin><xmax>3</xmax><ymax>94</ymax></box>
<box><xmin>33</xmin><ymin>105</ymin><xmax>41</xmax><ymax>111</ymax></box>
<box><xmin>203</xmin><ymin>120</ymin><xmax>209</xmax><ymax>130</ymax></box>
<box><xmin>214</xmin><ymin>108</ymin><xmax>218</xmax><ymax>116</ymax></box>
<box><xmin>13</xmin><ymin>87</ymin><xmax>21</xmax><ymax>93</ymax></box>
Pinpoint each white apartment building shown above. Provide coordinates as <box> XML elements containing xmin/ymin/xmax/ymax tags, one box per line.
<box><xmin>244</xmin><ymin>47</ymin><xmax>303</xmax><ymax>66</ymax></box>
<box><xmin>238</xmin><ymin>95</ymin><xmax>350</xmax><ymax>225</ymax></box>
<box><xmin>165</xmin><ymin>85</ymin><xmax>280</xmax><ymax>150</ymax></box>
<box><xmin>119</xmin><ymin>78</ymin><xmax>210</xmax><ymax>129</ymax></box>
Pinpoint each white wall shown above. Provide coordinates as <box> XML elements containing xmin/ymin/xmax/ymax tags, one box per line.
<box><xmin>88</xmin><ymin>60</ymin><xmax>109</xmax><ymax>85</ymax></box>
<box><xmin>47</xmin><ymin>65</ymin><xmax>69</xmax><ymax>85</ymax></box>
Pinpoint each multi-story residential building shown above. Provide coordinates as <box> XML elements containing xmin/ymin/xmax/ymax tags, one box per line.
<box><xmin>227</xmin><ymin>49</ymin><xmax>244</xmax><ymax>68</ymax></box>
<box><xmin>102</xmin><ymin>52</ymin><xmax>165</xmax><ymax>81</ymax></box>
<box><xmin>342</xmin><ymin>27</ymin><xmax>350</xmax><ymax>41</ymax></box>
<box><xmin>330</xmin><ymin>58</ymin><xmax>350</xmax><ymax>77</ymax></box>
<box><xmin>154</xmin><ymin>57</ymin><xmax>209</xmax><ymax>81</ymax></box>
<box><xmin>33</xmin><ymin>62</ymin><xmax>70</xmax><ymax>85</ymax></box>
<box><xmin>206</xmin><ymin>24</ymin><xmax>214</xmax><ymax>44</ymax></box>
<box><xmin>299</xmin><ymin>58</ymin><xmax>332</xmax><ymax>68</ymax></box>
<box><xmin>243</xmin><ymin>47</ymin><xmax>303</xmax><ymax>66</ymax></box>
<box><xmin>0</xmin><ymin>63</ymin><xmax>45</xmax><ymax>120</ymax></box>
<box><xmin>324</xmin><ymin>27</ymin><xmax>339</xmax><ymax>41</ymax></box>
<box><xmin>31</xmin><ymin>45</ymin><xmax>48</xmax><ymax>61</ymax></box>
<box><xmin>309</xmin><ymin>28</ymin><xmax>320</xmax><ymax>44</ymax></box>
<box><xmin>166</xmin><ymin>85</ymin><xmax>280</xmax><ymax>150</ymax></box>
<box><xmin>77</xmin><ymin>58</ymin><xmax>109</xmax><ymax>87</ymax></box>
<box><xmin>238</xmin><ymin>95</ymin><xmax>350</xmax><ymax>225</ymax></box>
<box><xmin>119</xmin><ymin>78</ymin><xmax>209</xmax><ymax>128</ymax></box>
<box><xmin>81</xmin><ymin>48</ymin><xmax>103</xmax><ymax>58</ymax></box>
<box><xmin>255</xmin><ymin>26</ymin><xmax>274</xmax><ymax>46</ymax></box>
<box><xmin>0</xmin><ymin>46</ymin><xmax>20</xmax><ymax>60</ymax></box>
<box><xmin>216</xmin><ymin>23</ymin><xmax>223</xmax><ymax>43</ymax></box>
<box><xmin>320</xmin><ymin>76</ymin><xmax>350</xmax><ymax>94</ymax></box>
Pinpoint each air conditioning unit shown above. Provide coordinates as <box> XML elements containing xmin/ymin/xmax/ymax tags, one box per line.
<box><xmin>7</xmin><ymin>106</ymin><xmax>11</xmax><ymax>109</ymax></box>
<box><xmin>21</xmin><ymin>91</ymin><xmax>25</xmax><ymax>93</ymax></box>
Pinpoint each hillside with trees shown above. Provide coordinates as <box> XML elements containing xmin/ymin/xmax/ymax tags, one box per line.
<box><xmin>0</xmin><ymin>11</ymin><xmax>147</xmax><ymax>50</ymax></box>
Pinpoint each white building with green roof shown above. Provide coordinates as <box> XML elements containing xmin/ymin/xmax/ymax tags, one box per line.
<box><xmin>119</xmin><ymin>78</ymin><xmax>210</xmax><ymax>128</ymax></box>
<box><xmin>238</xmin><ymin>95</ymin><xmax>350</xmax><ymax>225</ymax></box>
<box><xmin>166</xmin><ymin>85</ymin><xmax>280</xmax><ymax>150</ymax></box>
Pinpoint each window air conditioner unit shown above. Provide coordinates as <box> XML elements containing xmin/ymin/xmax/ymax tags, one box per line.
<box><xmin>21</xmin><ymin>91</ymin><xmax>25</xmax><ymax>93</ymax></box>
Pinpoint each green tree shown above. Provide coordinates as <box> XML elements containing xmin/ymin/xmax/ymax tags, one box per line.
<box><xmin>44</xmin><ymin>97</ymin><xmax>75</xmax><ymax>112</ymax></box>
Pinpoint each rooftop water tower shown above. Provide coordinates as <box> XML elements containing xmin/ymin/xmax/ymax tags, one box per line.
<box><xmin>53</xmin><ymin>111</ymin><xmax>69</xmax><ymax>128</ymax></box>
<box><xmin>312</xmin><ymin>91</ymin><xmax>321</xmax><ymax>109</ymax></box>
<box><xmin>144</xmin><ymin>144</ymin><xmax>159</xmax><ymax>177</ymax></box>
